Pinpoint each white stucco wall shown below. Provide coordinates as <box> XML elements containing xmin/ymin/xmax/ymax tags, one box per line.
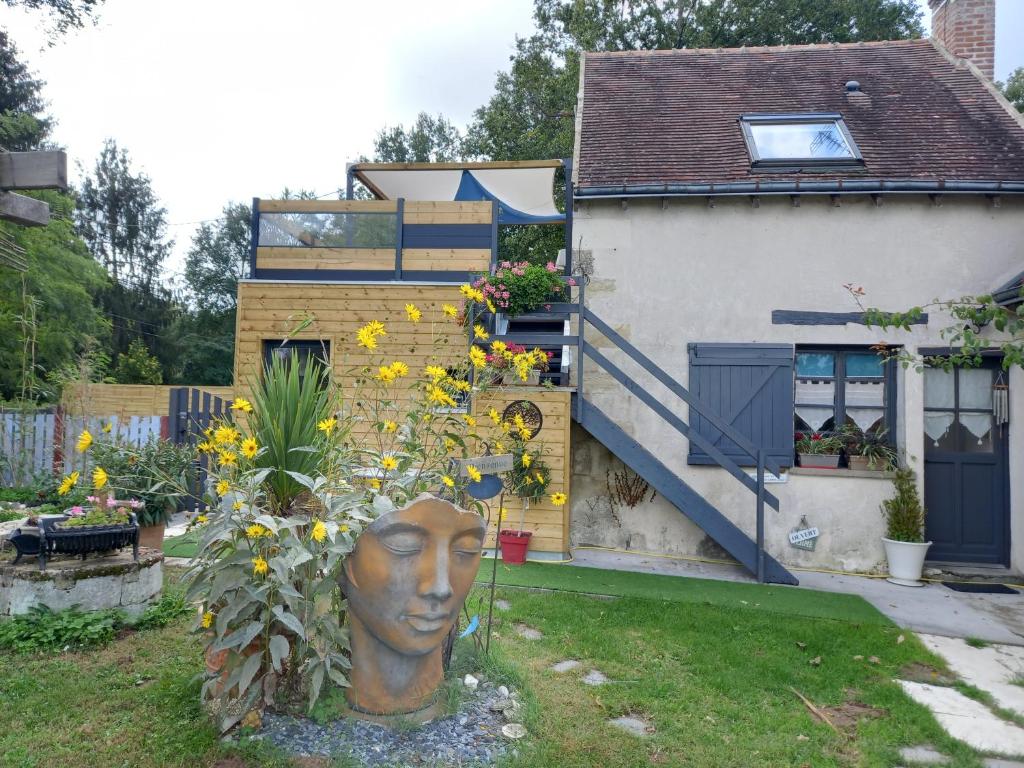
<box><xmin>570</xmin><ymin>193</ymin><xmax>1024</xmax><ymax>573</ymax></box>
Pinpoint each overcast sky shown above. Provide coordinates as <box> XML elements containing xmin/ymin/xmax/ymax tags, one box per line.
<box><xmin>2</xmin><ymin>0</ymin><xmax>1022</xmax><ymax>284</ymax></box>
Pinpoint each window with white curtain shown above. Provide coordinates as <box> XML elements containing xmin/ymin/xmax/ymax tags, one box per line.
<box><xmin>794</xmin><ymin>348</ymin><xmax>894</xmax><ymax>440</ymax></box>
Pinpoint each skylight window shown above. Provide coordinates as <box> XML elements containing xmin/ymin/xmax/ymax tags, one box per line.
<box><xmin>739</xmin><ymin>114</ymin><xmax>863</xmax><ymax>168</ymax></box>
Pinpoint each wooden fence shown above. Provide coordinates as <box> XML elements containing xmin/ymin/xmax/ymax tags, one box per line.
<box><xmin>0</xmin><ymin>408</ymin><xmax>162</xmax><ymax>486</ymax></box>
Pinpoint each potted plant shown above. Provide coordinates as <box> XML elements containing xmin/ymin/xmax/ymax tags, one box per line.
<box><xmin>498</xmin><ymin>437</ymin><xmax>550</xmax><ymax>564</ymax></box>
<box><xmin>486</xmin><ymin>342</ymin><xmax>551</xmax><ymax>386</ymax></box>
<box><xmin>467</xmin><ymin>260</ymin><xmax>574</xmax><ymax>319</ymax></box>
<box><xmin>880</xmin><ymin>467</ymin><xmax>931</xmax><ymax>587</ymax></box>
<box><xmin>795</xmin><ymin>432</ymin><xmax>844</xmax><ymax>469</ymax></box>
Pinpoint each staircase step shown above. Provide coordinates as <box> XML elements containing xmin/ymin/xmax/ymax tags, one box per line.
<box><xmin>573</xmin><ymin>396</ymin><xmax>797</xmax><ymax>586</ymax></box>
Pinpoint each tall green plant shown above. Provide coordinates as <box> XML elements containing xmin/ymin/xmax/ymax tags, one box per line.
<box><xmin>880</xmin><ymin>468</ymin><xmax>926</xmax><ymax>542</ymax></box>
<box><xmin>248</xmin><ymin>353</ymin><xmax>333</xmax><ymax>513</ymax></box>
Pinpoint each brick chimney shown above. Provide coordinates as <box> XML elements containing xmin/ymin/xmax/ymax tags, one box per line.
<box><xmin>928</xmin><ymin>0</ymin><xmax>995</xmax><ymax>80</ymax></box>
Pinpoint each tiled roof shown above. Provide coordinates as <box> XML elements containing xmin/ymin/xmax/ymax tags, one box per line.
<box><xmin>575</xmin><ymin>39</ymin><xmax>1024</xmax><ymax>191</ymax></box>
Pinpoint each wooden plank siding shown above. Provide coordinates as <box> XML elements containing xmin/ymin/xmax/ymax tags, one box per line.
<box><xmin>255</xmin><ymin>247</ymin><xmax>490</xmax><ymax>273</ymax></box>
<box><xmin>235</xmin><ymin>281</ymin><xmax>571</xmax><ymax>555</ymax></box>
<box><xmin>62</xmin><ymin>384</ymin><xmax>234</xmax><ymax>418</ymax></box>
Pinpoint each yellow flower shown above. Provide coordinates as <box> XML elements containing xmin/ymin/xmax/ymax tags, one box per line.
<box><xmin>474</xmin><ymin>324</ymin><xmax>489</xmax><ymax>341</ymax></box>
<box><xmin>442</xmin><ymin>304</ymin><xmax>458</xmax><ymax>318</ymax></box>
<box><xmin>383</xmin><ymin>420</ymin><xmax>398</xmax><ymax>433</ymax></box>
<box><xmin>427</xmin><ymin>386</ymin><xmax>457</xmax><ymax>408</ymax></box>
<box><xmin>197</xmin><ymin>441</ymin><xmax>214</xmax><ymax>454</ymax></box>
<box><xmin>76</xmin><ymin>430</ymin><xmax>93</xmax><ymax>453</ymax></box>
<box><xmin>444</xmin><ymin>437</ymin><xmax>456</xmax><ymax>451</ymax></box>
<box><xmin>405</xmin><ymin>303</ymin><xmax>422</xmax><ymax>323</ymax></box>
<box><xmin>101</xmin><ymin>422</ymin><xmax>112</xmax><ymax>434</ymax></box>
<box><xmin>466</xmin><ymin>465</ymin><xmax>482</xmax><ymax>482</ymax></box>
<box><xmin>489</xmin><ymin>408</ymin><xmax>501</xmax><ymax>424</ymax></box>
<box><xmin>519</xmin><ymin>427</ymin><xmax>532</xmax><ymax>440</ymax></box>
<box><xmin>469</xmin><ymin>346</ymin><xmax>487</xmax><ymax>369</ymax></box>
<box><xmin>450</xmin><ymin>378</ymin><xmax>471</xmax><ymax>392</ymax></box>
<box><xmin>356</xmin><ymin>325</ymin><xmax>378</xmax><ymax>350</ymax></box>
<box><xmin>216</xmin><ymin>479</ymin><xmax>230</xmax><ymax>496</ymax></box>
<box><xmin>195</xmin><ymin>514</ymin><xmax>208</xmax><ymax>524</ymax></box>
<box><xmin>486</xmin><ymin>299</ymin><xmax>497</xmax><ymax>313</ymax></box>
<box><xmin>381</xmin><ymin>456</ymin><xmax>399</xmax><ymax>471</ymax></box>
<box><xmin>240</xmin><ymin>437</ymin><xmax>258</xmax><ymax>460</ymax></box>
<box><xmin>491</xmin><ymin>340</ymin><xmax>507</xmax><ymax>355</ymax></box>
<box><xmin>218</xmin><ymin>451</ymin><xmax>237</xmax><ymax>467</ymax></box>
<box><xmin>203</xmin><ymin>427</ymin><xmax>214</xmax><ymax>439</ymax></box>
<box><xmin>389</xmin><ymin>361</ymin><xmax>409</xmax><ymax>378</ymax></box>
<box><xmin>213</xmin><ymin>424</ymin><xmax>239</xmax><ymax>445</ymax></box>
<box><xmin>92</xmin><ymin>466</ymin><xmax>108</xmax><ymax>490</ymax></box>
<box><xmin>425</xmin><ymin>365</ymin><xmax>447</xmax><ymax>382</ymax></box>
<box><xmin>311</xmin><ymin>519</ymin><xmax>327</xmax><ymax>543</ymax></box>
<box><xmin>232</xmin><ymin>500</ymin><xmax>243</xmax><ymax>511</ymax></box>
<box><xmin>550</xmin><ymin>492</ymin><xmax>568</xmax><ymax>507</ymax></box>
<box><xmin>201</xmin><ymin>611</ymin><xmax>214</xmax><ymax>629</ymax></box>
<box><xmin>246</xmin><ymin>524</ymin><xmax>268</xmax><ymax>539</ymax></box>
<box><xmin>340</xmin><ymin>523</ymin><xmax>350</xmax><ymax>533</ymax></box>
<box><xmin>459</xmin><ymin>284</ymin><xmax>477</xmax><ymax>301</ymax></box>
<box><xmin>376</xmin><ymin>365</ymin><xmax>397</xmax><ymax>383</ymax></box>
<box><xmin>495</xmin><ymin>441</ymin><xmax>505</xmax><ymax>453</ymax></box>
<box><xmin>536</xmin><ymin>472</ymin><xmax>547</xmax><ymax>484</ymax></box>
<box><xmin>442</xmin><ymin>475</ymin><xmax>455</xmax><ymax>488</ymax></box>
<box><xmin>57</xmin><ymin>471</ymin><xmax>80</xmax><ymax>496</ymax></box>
<box><xmin>318</xmin><ymin>417</ymin><xmax>337</xmax><ymax>435</ymax></box>
<box><xmin>522</xmin><ymin>453</ymin><xmax>532</xmax><ymax>468</ymax></box>
<box><xmin>366</xmin><ymin>320</ymin><xmax>386</xmax><ymax>337</ymax></box>
<box><xmin>252</xmin><ymin>557</ymin><xmax>269</xmax><ymax>576</ymax></box>
<box><xmin>230</xmin><ymin>397</ymin><xmax>253</xmax><ymax>413</ymax></box>
<box><xmin>369</xmin><ymin>478</ymin><xmax>381</xmax><ymax>490</ymax></box>
<box><xmin>462</xmin><ymin>414</ymin><xmax>477</xmax><ymax>428</ymax></box>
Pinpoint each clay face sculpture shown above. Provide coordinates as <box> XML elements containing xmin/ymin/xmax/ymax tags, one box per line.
<box><xmin>342</xmin><ymin>494</ymin><xmax>485</xmax><ymax>718</ymax></box>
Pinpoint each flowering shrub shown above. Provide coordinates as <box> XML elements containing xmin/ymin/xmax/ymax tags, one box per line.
<box><xmin>56</xmin><ymin>300</ymin><xmax>571</xmax><ymax>731</ymax></box>
<box><xmin>467</xmin><ymin>260</ymin><xmax>573</xmax><ymax>317</ymax></box>
<box><xmin>794</xmin><ymin>432</ymin><xmax>844</xmax><ymax>455</ymax></box>
<box><xmin>485</xmin><ymin>341</ymin><xmax>551</xmax><ymax>381</ymax></box>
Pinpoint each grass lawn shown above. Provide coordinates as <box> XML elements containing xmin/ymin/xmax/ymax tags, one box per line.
<box><xmin>0</xmin><ymin>568</ymin><xmax>990</xmax><ymax>767</ymax></box>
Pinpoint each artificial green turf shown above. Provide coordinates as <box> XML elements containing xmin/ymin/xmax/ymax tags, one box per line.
<box><xmin>476</xmin><ymin>560</ymin><xmax>889</xmax><ymax>625</ymax></box>
<box><xmin>162</xmin><ymin>531</ymin><xmax>887</xmax><ymax>625</ymax></box>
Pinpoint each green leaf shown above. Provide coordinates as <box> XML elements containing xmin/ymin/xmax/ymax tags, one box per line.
<box><xmin>238</xmin><ymin>650</ymin><xmax>263</xmax><ymax>696</ymax></box>
<box><xmin>269</xmin><ymin>634</ymin><xmax>289</xmax><ymax>673</ymax></box>
<box><xmin>271</xmin><ymin>605</ymin><xmax>306</xmax><ymax>639</ymax></box>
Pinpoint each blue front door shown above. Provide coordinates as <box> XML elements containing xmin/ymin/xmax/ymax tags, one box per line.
<box><xmin>923</xmin><ymin>362</ymin><xmax>1010</xmax><ymax>565</ymax></box>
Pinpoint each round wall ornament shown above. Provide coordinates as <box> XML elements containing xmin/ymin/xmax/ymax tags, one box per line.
<box><xmin>501</xmin><ymin>399</ymin><xmax>543</xmax><ymax>436</ymax></box>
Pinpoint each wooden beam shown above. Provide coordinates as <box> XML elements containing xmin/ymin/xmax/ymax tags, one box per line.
<box><xmin>0</xmin><ymin>150</ymin><xmax>67</xmax><ymax>191</ymax></box>
<box><xmin>351</xmin><ymin>160</ymin><xmax>563</xmax><ymax>171</ymax></box>
<box><xmin>0</xmin><ymin>191</ymin><xmax>49</xmax><ymax>226</ymax></box>
<box><xmin>258</xmin><ymin>199</ymin><xmax>397</xmax><ymax>213</ymax></box>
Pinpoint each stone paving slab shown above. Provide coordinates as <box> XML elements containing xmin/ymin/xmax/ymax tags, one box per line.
<box><xmin>898</xmin><ymin>681</ymin><xmax>1024</xmax><ymax>756</ymax></box>
<box><xmin>919</xmin><ymin>634</ymin><xmax>1024</xmax><ymax>717</ymax></box>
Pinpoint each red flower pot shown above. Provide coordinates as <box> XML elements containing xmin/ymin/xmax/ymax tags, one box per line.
<box><xmin>499</xmin><ymin>529</ymin><xmax>532</xmax><ymax>565</ymax></box>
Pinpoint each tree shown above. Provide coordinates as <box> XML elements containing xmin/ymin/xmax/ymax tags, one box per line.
<box><xmin>3</xmin><ymin>0</ymin><xmax>104</xmax><ymax>41</ymax></box>
<box><xmin>0</xmin><ymin>30</ymin><xmax>51</xmax><ymax>150</ymax></box>
<box><xmin>76</xmin><ymin>139</ymin><xmax>174</xmax><ymax>293</ymax></box>
<box><xmin>184</xmin><ymin>202</ymin><xmax>251</xmax><ymax>312</ymax></box>
<box><xmin>998</xmin><ymin>67</ymin><xmax>1024</xmax><ymax>113</ymax></box>
<box><xmin>373</xmin><ymin>113</ymin><xmax>465</xmax><ymax>163</ymax></box>
<box><xmin>114</xmin><ymin>338</ymin><xmax>162</xmax><ymax>384</ymax></box>
<box><xmin>0</xmin><ymin>191</ymin><xmax>111</xmax><ymax>401</ymax></box>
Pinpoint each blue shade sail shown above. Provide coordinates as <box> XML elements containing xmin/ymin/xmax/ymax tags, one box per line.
<box><xmin>748</xmin><ymin>121</ymin><xmax>854</xmax><ymax>159</ymax></box>
<box><xmin>846</xmin><ymin>352</ymin><xmax>884</xmax><ymax>378</ymax></box>
<box><xmin>796</xmin><ymin>352</ymin><xmax>834</xmax><ymax>378</ymax></box>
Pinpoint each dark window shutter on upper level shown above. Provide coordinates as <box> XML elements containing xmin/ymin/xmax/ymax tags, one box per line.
<box><xmin>687</xmin><ymin>343</ymin><xmax>795</xmax><ymax>468</ymax></box>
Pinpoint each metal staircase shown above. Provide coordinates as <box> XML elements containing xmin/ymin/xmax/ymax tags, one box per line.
<box><xmin>492</xmin><ymin>282</ymin><xmax>799</xmax><ymax>586</ymax></box>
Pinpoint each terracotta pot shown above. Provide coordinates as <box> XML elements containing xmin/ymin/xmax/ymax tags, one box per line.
<box><xmin>499</xmin><ymin>529</ymin><xmax>532</xmax><ymax>564</ymax></box>
<box><xmin>798</xmin><ymin>453</ymin><xmax>841</xmax><ymax>469</ymax></box>
<box><xmin>205</xmin><ymin>639</ymin><xmax>263</xmax><ymax>698</ymax></box>
<box><xmin>138</xmin><ymin>522</ymin><xmax>165</xmax><ymax>550</ymax></box>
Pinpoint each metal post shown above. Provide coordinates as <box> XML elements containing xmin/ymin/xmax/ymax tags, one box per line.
<box><xmin>395</xmin><ymin>198</ymin><xmax>405</xmax><ymax>280</ymax></box>
<box><xmin>345</xmin><ymin>164</ymin><xmax>355</xmax><ymax>200</ymax></box>
<box><xmin>756</xmin><ymin>449</ymin><xmax>766</xmax><ymax>584</ymax></box>
<box><xmin>575</xmin><ymin>278</ymin><xmax>585</xmax><ymax>421</ymax></box>
<box><xmin>562</xmin><ymin>158</ymin><xmax>573</xmax><ymax>276</ymax></box>
<box><xmin>248</xmin><ymin>197</ymin><xmax>260</xmax><ymax>279</ymax></box>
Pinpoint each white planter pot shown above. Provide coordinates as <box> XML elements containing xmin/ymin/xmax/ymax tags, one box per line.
<box><xmin>882</xmin><ymin>537</ymin><xmax>932</xmax><ymax>587</ymax></box>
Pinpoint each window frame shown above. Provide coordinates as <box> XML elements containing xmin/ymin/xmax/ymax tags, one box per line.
<box><xmin>793</xmin><ymin>345</ymin><xmax>897</xmax><ymax>452</ymax></box>
<box><xmin>261</xmin><ymin>339</ymin><xmax>331</xmax><ymax>384</ymax></box>
<box><xmin>739</xmin><ymin>113</ymin><xmax>864</xmax><ymax>170</ymax></box>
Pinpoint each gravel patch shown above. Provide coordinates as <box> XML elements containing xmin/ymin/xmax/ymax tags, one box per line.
<box><xmin>608</xmin><ymin>715</ymin><xmax>653</xmax><ymax>737</ymax></box>
<box><xmin>258</xmin><ymin>682</ymin><xmax>521</xmax><ymax>766</ymax></box>
<box><xmin>583</xmin><ymin>669</ymin><xmax>608</xmax><ymax>686</ymax></box>
<box><xmin>514</xmin><ymin>623</ymin><xmax>543</xmax><ymax>640</ymax></box>
<box><xmin>550</xmin><ymin>660</ymin><xmax>582</xmax><ymax>673</ymax></box>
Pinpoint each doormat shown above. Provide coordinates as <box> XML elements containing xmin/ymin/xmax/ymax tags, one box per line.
<box><xmin>942</xmin><ymin>582</ymin><xmax>1019</xmax><ymax>595</ymax></box>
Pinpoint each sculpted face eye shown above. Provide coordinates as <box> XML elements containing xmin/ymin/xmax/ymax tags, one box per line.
<box><xmin>452</xmin><ymin>532</ymin><xmax>484</xmax><ymax>558</ymax></box>
<box><xmin>379</xmin><ymin>528</ymin><xmax>426</xmax><ymax>555</ymax></box>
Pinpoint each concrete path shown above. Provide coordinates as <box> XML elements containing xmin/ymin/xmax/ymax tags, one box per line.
<box><xmin>568</xmin><ymin>548</ymin><xmax>1024</xmax><ymax>645</ymax></box>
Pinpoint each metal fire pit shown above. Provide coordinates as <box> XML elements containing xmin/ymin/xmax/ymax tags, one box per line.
<box><xmin>7</xmin><ymin>513</ymin><xmax>139</xmax><ymax>571</ymax></box>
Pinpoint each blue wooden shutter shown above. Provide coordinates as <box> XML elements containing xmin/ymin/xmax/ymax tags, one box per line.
<box><xmin>687</xmin><ymin>343</ymin><xmax>795</xmax><ymax>468</ymax></box>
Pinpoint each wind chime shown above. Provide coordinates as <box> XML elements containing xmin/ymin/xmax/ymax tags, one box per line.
<box><xmin>994</xmin><ymin>372</ymin><xmax>1010</xmax><ymax>437</ymax></box>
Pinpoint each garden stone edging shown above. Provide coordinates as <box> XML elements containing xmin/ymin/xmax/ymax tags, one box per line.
<box><xmin>0</xmin><ymin>547</ymin><xmax>164</xmax><ymax>616</ymax></box>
